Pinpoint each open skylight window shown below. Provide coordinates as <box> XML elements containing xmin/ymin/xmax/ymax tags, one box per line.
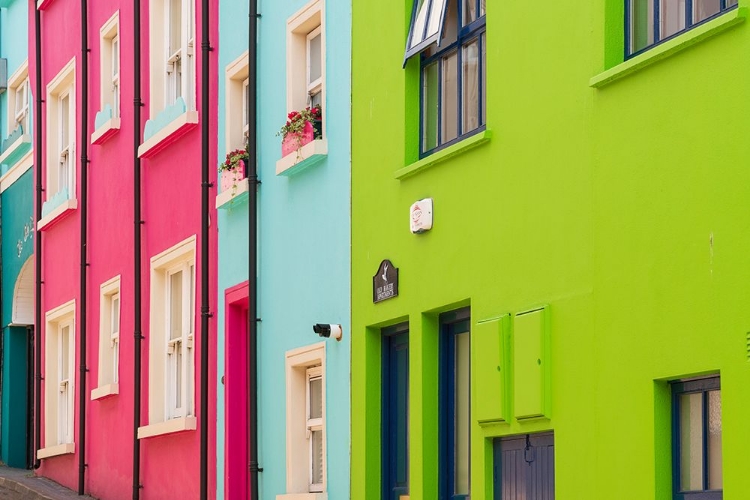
<box><xmin>403</xmin><ymin>0</ymin><xmax>449</xmax><ymax>64</ymax></box>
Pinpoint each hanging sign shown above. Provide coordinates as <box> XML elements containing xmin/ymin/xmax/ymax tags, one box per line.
<box><xmin>373</xmin><ymin>259</ymin><xmax>399</xmax><ymax>303</ymax></box>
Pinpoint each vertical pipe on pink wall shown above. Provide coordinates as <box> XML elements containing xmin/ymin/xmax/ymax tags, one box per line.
<box><xmin>32</xmin><ymin>0</ymin><xmax>42</xmax><ymax>471</ymax></box>
<box><xmin>78</xmin><ymin>0</ymin><xmax>90</xmax><ymax>491</ymax></box>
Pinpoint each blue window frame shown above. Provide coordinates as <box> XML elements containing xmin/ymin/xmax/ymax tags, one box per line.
<box><xmin>671</xmin><ymin>376</ymin><xmax>722</xmax><ymax>500</ymax></box>
<box><xmin>405</xmin><ymin>0</ymin><xmax>486</xmax><ymax>157</ymax></box>
<box><xmin>382</xmin><ymin>323</ymin><xmax>410</xmax><ymax>500</ymax></box>
<box><xmin>625</xmin><ymin>0</ymin><xmax>738</xmax><ymax>57</ymax></box>
<box><xmin>439</xmin><ymin>308</ymin><xmax>470</xmax><ymax>500</ymax></box>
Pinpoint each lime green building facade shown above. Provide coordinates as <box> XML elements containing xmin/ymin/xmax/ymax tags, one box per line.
<box><xmin>352</xmin><ymin>0</ymin><xmax>750</xmax><ymax>498</ymax></box>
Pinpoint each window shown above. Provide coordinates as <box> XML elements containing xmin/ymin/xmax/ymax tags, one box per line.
<box><xmin>283</xmin><ymin>342</ymin><xmax>327</xmax><ymax>497</ymax></box>
<box><xmin>93</xmin><ymin>276</ymin><xmax>120</xmax><ymax>399</ymax></box>
<box><xmin>148</xmin><ymin>0</ymin><xmax>195</xmax><ymax>116</ymax></box>
<box><xmin>627</xmin><ymin>0</ymin><xmax>738</xmax><ymax>56</ymax></box>
<box><xmin>6</xmin><ymin>62</ymin><xmax>30</xmax><ymax>137</ymax></box>
<box><xmin>439</xmin><ymin>309</ymin><xmax>470</xmax><ymax>499</ymax></box>
<box><xmin>40</xmin><ymin>299</ymin><xmax>76</xmax><ymax>458</ymax></box>
<box><xmin>139</xmin><ymin>236</ymin><xmax>196</xmax><ymax>438</ymax></box>
<box><xmin>99</xmin><ymin>13</ymin><xmax>120</xmax><ymax>119</ymax></box>
<box><xmin>225</xmin><ymin>52</ymin><xmax>249</xmax><ymax>153</ymax></box>
<box><xmin>46</xmin><ymin>59</ymin><xmax>76</xmax><ymax>202</ymax></box>
<box><xmin>286</xmin><ymin>0</ymin><xmax>325</xmax><ymax>132</ymax></box>
<box><xmin>405</xmin><ymin>0</ymin><xmax>486</xmax><ymax>156</ymax></box>
<box><xmin>672</xmin><ymin>376</ymin><xmax>722</xmax><ymax>500</ymax></box>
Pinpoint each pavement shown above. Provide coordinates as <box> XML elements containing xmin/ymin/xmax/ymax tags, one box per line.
<box><xmin>0</xmin><ymin>467</ymin><xmax>95</xmax><ymax>500</ymax></box>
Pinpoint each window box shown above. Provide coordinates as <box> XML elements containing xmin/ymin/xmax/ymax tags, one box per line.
<box><xmin>282</xmin><ymin>121</ymin><xmax>316</xmax><ymax>157</ymax></box>
<box><xmin>220</xmin><ymin>160</ymin><xmax>246</xmax><ymax>192</ymax></box>
<box><xmin>0</xmin><ymin>127</ymin><xmax>31</xmax><ymax>168</ymax></box>
<box><xmin>91</xmin><ymin>106</ymin><xmax>121</xmax><ymax>145</ymax></box>
<box><xmin>138</xmin><ymin>98</ymin><xmax>198</xmax><ymax>158</ymax></box>
<box><xmin>276</xmin><ymin>139</ymin><xmax>327</xmax><ymax>177</ymax></box>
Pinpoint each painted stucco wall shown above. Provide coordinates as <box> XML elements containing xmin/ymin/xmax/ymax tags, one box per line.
<box><xmin>32</xmin><ymin>0</ymin><xmax>218</xmax><ymax>496</ymax></box>
<box><xmin>216</xmin><ymin>0</ymin><xmax>351</xmax><ymax>497</ymax></box>
<box><xmin>0</xmin><ymin>0</ymin><xmax>30</xmax><ymax>143</ymax></box>
<box><xmin>352</xmin><ymin>0</ymin><xmax>750</xmax><ymax>499</ymax></box>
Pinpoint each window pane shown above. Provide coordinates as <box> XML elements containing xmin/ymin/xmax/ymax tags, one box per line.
<box><xmin>680</xmin><ymin>392</ymin><xmax>704</xmax><ymax>492</ymax></box>
<box><xmin>454</xmin><ymin>331</ymin><xmax>470</xmax><ymax>495</ymax></box>
<box><xmin>708</xmin><ymin>390</ymin><xmax>722</xmax><ymax>489</ymax></box>
<box><xmin>308</xmin><ymin>32</ymin><xmax>322</xmax><ymax>85</ymax></box>
<box><xmin>631</xmin><ymin>0</ymin><xmax>655</xmax><ymax>53</ymax></box>
<box><xmin>170</xmin><ymin>271</ymin><xmax>183</xmax><ymax>340</ymax></box>
<box><xmin>309</xmin><ymin>375</ymin><xmax>323</xmax><ymax>420</ymax></box>
<box><xmin>441</xmin><ymin>0</ymin><xmax>458</xmax><ymax>47</ymax></box>
<box><xmin>61</xmin><ymin>325</ymin><xmax>70</xmax><ymax>376</ymax></box>
<box><xmin>176</xmin><ymin>341</ymin><xmax>182</xmax><ymax>408</ymax></box>
<box><xmin>61</xmin><ymin>95</ymin><xmax>69</xmax><ymax>146</ymax></box>
<box><xmin>693</xmin><ymin>0</ymin><xmax>720</xmax><ymax>22</ymax></box>
<box><xmin>112</xmin><ymin>38</ymin><xmax>119</xmax><ymax>76</ymax></box>
<box><xmin>169</xmin><ymin>0</ymin><xmax>182</xmax><ymax>55</ymax></box>
<box><xmin>727</xmin><ymin>0</ymin><xmax>738</xmax><ymax>6</ymax></box>
<box><xmin>480</xmin><ymin>0</ymin><xmax>485</xmax><ymax>16</ymax></box>
<box><xmin>461</xmin><ymin>39</ymin><xmax>480</xmax><ymax>135</ymax></box>
<box><xmin>441</xmin><ymin>51</ymin><xmax>458</xmax><ymax>144</ymax></box>
<box><xmin>426</xmin><ymin>0</ymin><xmax>446</xmax><ymax>43</ymax></box>
<box><xmin>422</xmin><ymin>62</ymin><xmax>439</xmax><ymax>151</ymax></box>
<box><xmin>311</xmin><ymin>429</ymin><xmax>324</xmax><ymax>485</ymax></box>
<box><xmin>111</xmin><ymin>296</ymin><xmax>120</xmax><ymax>335</ymax></box>
<box><xmin>410</xmin><ymin>0</ymin><xmax>429</xmax><ymax>49</ymax></box>
<box><xmin>660</xmin><ymin>0</ymin><xmax>686</xmax><ymax>39</ymax></box>
<box><xmin>462</xmin><ymin>0</ymin><xmax>476</xmax><ymax>25</ymax></box>
<box><xmin>481</xmin><ymin>32</ymin><xmax>486</xmax><ymax>126</ymax></box>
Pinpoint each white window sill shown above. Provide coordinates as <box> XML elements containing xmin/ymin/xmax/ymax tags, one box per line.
<box><xmin>91</xmin><ymin>117</ymin><xmax>121</xmax><ymax>145</ymax></box>
<box><xmin>36</xmin><ymin>0</ymin><xmax>55</xmax><ymax>9</ymax></box>
<box><xmin>216</xmin><ymin>178</ymin><xmax>249</xmax><ymax>210</ymax></box>
<box><xmin>37</xmin><ymin>442</ymin><xmax>75</xmax><ymax>459</ymax></box>
<box><xmin>38</xmin><ymin>198</ymin><xmax>77</xmax><ymax>231</ymax></box>
<box><xmin>90</xmin><ymin>383</ymin><xmax>119</xmax><ymax>400</ymax></box>
<box><xmin>138</xmin><ymin>110</ymin><xmax>198</xmax><ymax>158</ymax></box>
<box><xmin>137</xmin><ymin>416</ymin><xmax>196</xmax><ymax>439</ymax></box>
<box><xmin>276</xmin><ymin>139</ymin><xmax>327</xmax><ymax>176</ymax></box>
<box><xmin>276</xmin><ymin>494</ymin><xmax>328</xmax><ymax>500</ymax></box>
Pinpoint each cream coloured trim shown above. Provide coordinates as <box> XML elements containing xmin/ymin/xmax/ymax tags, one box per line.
<box><xmin>0</xmin><ymin>150</ymin><xmax>33</xmax><ymax>193</ymax></box>
<box><xmin>37</xmin><ymin>443</ymin><xmax>75</xmax><ymax>459</ymax></box>
<box><xmin>137</xmin><ymin>110</ymin><xmax>199</xmax><ymax>157</ymax></box>
<box><xmin>151</xmin><ymin>234</ymin><xmax>196</xmax><ymax>269</ymax></box>
<box><xmin>45</xmin><ymin>299</ymin><xmax>76</xmax><ymax>323</ymax></box>
<box><xmin>100</xmin><ymin>10</ymin><xmax>119</xmax><ymax>37</ymax></box>
<box><xmin>101</xmin><ymin>274</ymin><xmax>122</xmax><ymax>295</ymax></box>
<box><xmin>8</xmin><ymin>60</ymin><xmax>29</xmax><ymax>88</ymax></box>
<box><xmin>137</xmin><ymin>416</ymin><xmax>196</xmax><ymax>439</ymax></box>
<box><xmin>91</xmin><ymin>383</ymin><xmax>119</xmax><ymax>400</ymax></box>
<box><xmin>46</xmin><ymin>58</ymin><xmax>76</xmax><ymax>94</ymax></box>
<box><xmin>91</xmin><ymin>117</ymin><xmax>121</xmax><ymax>144</ymax></box>
<box><xmin>37</xmin><ymin>199</ymin><xmax>78</xmax><ymax>231</ymax></box>
<box><xmin>224</xmin><ymin>51</ymin><xmax>249</xmax><ymax>153</ymax></box>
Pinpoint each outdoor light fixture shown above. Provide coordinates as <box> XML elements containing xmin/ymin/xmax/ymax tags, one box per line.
<box><xmin>313</xmin><ymin>323</ymin><xmax>343</xmax><ymax>341</ymax></box>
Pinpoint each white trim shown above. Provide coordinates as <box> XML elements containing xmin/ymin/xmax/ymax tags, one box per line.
<box><xmin>215</xmin><ymin>178</ymin><xmax>249</xmax><ymax>209</ymax></box>
<box><xmin>46</xmin><ymin>299</ymin><xmax>76</xmax><ymax>323</ymax></box>
<box><xmin>7</xmin><ymin>61</ymin><xmax>30</xmax><ymax>137</ymax></box>
<box><xmin>91</xmin><ymin>383</ymin><xmax>119</xmax><ymax>400</ymax></box>
<box><xmin>137</xmin><ymin>416</ymin><xmax>196</xmax><ymax>439</ymax></box>
<box><xmin>224</xmin><ymin>51</ymin><xmax>250</xmax><ymax>153</ymax></box>
<box><xmin>44</xmin><ymin>299</ymin><xmax>76</xmax><ymax>450</ymax></box>
<box><xmin>91</xmin><ymin>117</ymin><xmax>121</xmax><ymax>144</ymax></box>
<box><xmin>0</xmin><ymin>151</ymin><xmax>34</xmax><ymax>193</ymax></box>
<box><xmin>276</xmin><ymin>139</ymin><xmax>328</xmax><ymax>176</ymax></box>
<box><xmin>137</xmin><ymin>110</ymin><xmax>199</xmax><ymax>157</ymax></box>
<box><xmin>45</xmin><ymin>58</ymin><xmax>76</xmax><ymax>204</ymax></box>
<box><xmin>37</xmin><ymin>443</ymin><xmax>75</xmax><ymax>459</ymax></box>
<box><xmin>37</xmin><ymin>198</ymin><xmax>78</xmax><ymax>231</ymax></box>
<box><xmin>0</xmin><ymin>134</ymin><xmax>32</xmax><ymax>164</ymax></box>
<box><xmin>98</xmin><ymin>275</ymin><xmax>121</xmax><ymax>388</ymax></box>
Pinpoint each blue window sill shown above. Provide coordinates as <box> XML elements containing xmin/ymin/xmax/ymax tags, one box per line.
<box><xmin>39</xmin><ymin>191</ymin><xmax>77</xmax><ymax>231</ymax></box>
<box><xmin>395</xmin><ymin>129</ymin><xmax>492</xmax><ymax>180</ymax></box>
<box><xmin>91</xmin><ymin>105</ymin><xmax>120</xmax><ymax>145</ymax></box>
<box><xmin>0</xmin><ymin>126</ymin><xmax>32</xmax><ymax>169</ymax></box>
<box><xmin>590</xmin><ymin>7</ymin><xmax>746</xmax><ymax>88</ymax></box>
<box><xmin>138</xmin><ymin>98</ymin><xmax>198</xmax><ymax>158</ymax></box>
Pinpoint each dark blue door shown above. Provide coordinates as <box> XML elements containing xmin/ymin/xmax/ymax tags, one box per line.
<box><xmin>493</xmin><ymin>433</ymin><xmax>555</xmax><ymax>500</ymax></box>
<box><xmin>383</xmin><ymin>324</ymin><xmax>409</xmax><ymax>500</ymax></box>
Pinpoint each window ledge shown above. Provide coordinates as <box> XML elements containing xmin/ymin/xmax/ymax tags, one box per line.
<box><xmin>216</xmin><ymin>178</ymin><xmax>249</xmax><ymax>210</ymax></box>
<box><xmin>590</xmin><ymin>7</ymin><xmax>747</xmax><ymax>88</ymax></box>
<box><xmin>137</xmin><ymin>416</ymin><xmax>197</xmax><ymax>439</ymax></box>
<box><xmin>138</xmin><ymin>108</ymin><xmax>199</xmax><ymax>158</ymax></box>
<box><xmin>276</xmin><ymin>139</ymin><xmax>328</xmax><ymax>176</ymax></box>
<box><xmin>90</xmin><ymin>383</ymin><xmax>119</xmax><ymax>400</ymax></box>
<box><xmin>37</xmin><ymin>443</ymin><xmax>75</xmax><ymax>459</ymax></box>
<box><xmin>36</xmin><ymin>0</ymin><xmax>55</xmax><ymax>9</ymax></box>
<box><xmin>0</xmin><ymin>132</ymin><xmax>32</xmax><ymax>168</ymax></box>
<box><xmin>276</xmin><ymin>494</ymin><xmax>328</xmax><ymax>500</ymax></box>
<box><xmin>91</xmin><ymin>117</ymin><xmax>121</xmax><ymax>145</ymax></box>
<box><xmin>38</xmin><ymin>198</ymin><xmax>77</xmax><ymax>231</ymax></box>
<box><xmin>395</xmin><ymin>130</ymin><xmax>492</xmax><ymax>180</ymax></box>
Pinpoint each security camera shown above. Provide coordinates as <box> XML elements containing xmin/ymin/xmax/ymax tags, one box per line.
<box><xmin>313</xmin><ymin>323</ymin><xmax>343</xmax><ymax>341</ymax></box>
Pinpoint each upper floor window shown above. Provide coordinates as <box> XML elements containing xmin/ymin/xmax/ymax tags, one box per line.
<box><xmin>13</xmin><ymin>77</ymin><xmax>30</xmax><ymax>134</ymax></box>
<box><xmin>287</xmin><ymin>0</ymin><xmax>325</xmax><ymax>134</ymax></box>
<box><xmin>166</xmin><ymin>261</ymin><xmax>195</xmax><ymax>420</ymax></box>
<box><xmin>93</xmin><ymin>276</ymin><xmax>121</xmax><ymax>398</ymax></box>
<box><xmin>225</xmin><ymin>53</ymin><xmax>249</xmax><ymax>153</ymax></box>
<box><xmin>46</xmin><ymin>59</ymin><xmax>76</xmax><ymax>201</ymax></box>
<box><xmin>627</xmin><ymin>0</ymin><xmax>738</xmax><ymax>56</ymax></box>
<box><xmin>99</xmin><ymin>13</ymin><xmax>120</xmax><ymax>119</ymax></box>
<box><xmin>405</xmin><ymin>0</ymin><xmax>486</xmax><ymax>156</ymax></box>
<box><xmin>671</xmin><ymin>376</ymin><xmax>722</xmax><ymax>499</ymax></box>
<box><xmin>5</xmin><ymin>61</ymin><xmax>30</xmax><ymax>139</ymax></box>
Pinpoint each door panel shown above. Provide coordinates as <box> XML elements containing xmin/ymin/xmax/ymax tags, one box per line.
<box><xmin>383</xmin><ymin>326</ymin><xmax>409</xmax><ymax>500</ymax></box>
<box><xmin>494</xmin><ymin>433</ymin><xmax>555</xmax><ymax>500</ymax></box>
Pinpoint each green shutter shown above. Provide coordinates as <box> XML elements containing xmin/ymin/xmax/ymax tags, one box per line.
<box><xmin>473</xmin><ymin>314</ymin><xmax>509</xmax><ymax>424</ymax></box>
<box><xmin>513</xmin><ymin>306</ymin><xmax>550</xmax><ymax>420</ymax></box>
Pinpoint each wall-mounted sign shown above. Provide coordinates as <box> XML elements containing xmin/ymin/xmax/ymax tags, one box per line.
<box><xmin>373</xmin><ymin>259</ymin><xmax>399</xmax><ymax>303</ymax></box>
<box><xmin>410</xmin><ymin>198</ymin><xmax>433</xmax><ymax>233</ymax></box>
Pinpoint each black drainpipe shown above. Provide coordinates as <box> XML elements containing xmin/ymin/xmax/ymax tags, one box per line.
<box><xmin>132</xmin><ymin>0</ymin><xmax>144</xmax><ymax>493</ymax></box>
<box><xmin>199</xmin><ymin>0</ymin><xmax>211</xmax><ymax>494</ymax></box>
<box><xmin>33</xmin><ymin>0</ymin><xmax>43</xmax><ymax>471</ymax></box>
<box><xmin>247</xmin><ymin>0</ymin><xmax>259</xmax><ymax>497</ymax></box>
<box><xmin>78</xmin><ymin>0</ymin><xmax>90</xmax><ymax>492</ymax></box>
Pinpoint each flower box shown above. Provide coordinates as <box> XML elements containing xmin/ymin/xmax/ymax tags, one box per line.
<box><xmin>281</xmin><ymin>121</ymin><xmax>315</xmax><ymax>157</ymax></box>
<box><xmin>220</xmin><ymin>160</ymin><xmax>246</xmax><ymax>192</ymax></box>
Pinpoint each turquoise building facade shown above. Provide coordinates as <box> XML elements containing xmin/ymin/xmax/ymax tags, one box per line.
<box><xmin>216</xmin><ymin>0</ymin><xmax>351</xmax><ymax>498</ymax></box>
<box><xmin>0</xmin><ymin>0</ymin><xmax>33</xmax><ymax>469</ymax></box>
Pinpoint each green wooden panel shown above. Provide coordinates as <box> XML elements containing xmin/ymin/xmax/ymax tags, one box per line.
<box><xmin>513</xmin><ymin>307</ymin><xmax>549</xmax><ymax>419</ymax></box>
<box><xmin>473</xmin><ymin>314</ymin><xmax>509</xmax><ymax>424</ymax></box>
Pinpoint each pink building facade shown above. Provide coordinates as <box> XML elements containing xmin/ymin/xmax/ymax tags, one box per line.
<box><xmin>30</xmin><ymin>0</ymin><xmax>218</xmax><ymax>495</ymax></box>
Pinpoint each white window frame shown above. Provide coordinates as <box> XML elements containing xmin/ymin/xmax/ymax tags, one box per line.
<box><xmin>305</xmin><ymin>26</ymin><xmax>322</xmax><ymax>107</ymax></box>
<box><xmin>283</xmin><ymin>342</ymin><xmax>327</xmax><ymax>496</ymax></box>
<box><xmin>92</xmin><ymin>275</ymin><xmax>121</xmax><ymax>400</ymax></box>
<box><xmin>138</xmin><ymin>236</ymin><xmax>197</xmax><ymax>439</ymax></box>
<box><xmin>45</xmin><ymin>58</ymin><xmax>76</xmax><ymax>201</ymax></box>
<box><xmin>99</xmin><ymin>12</ymin><xmax>120</xmax><ymax>119</ymax></box>
<box><xmin>150</xmin><ymin>0</ymin><xmax>195</xmax><ymax>116</ymax></box>
<box><xmin>7</xmin><ymin>61</ymin><xmax>30</xmax><ymax>135</ymax></box>
<box><xmin>40</xmin><ymin>299</ymin><xmax>76</xmax><ymax>458</ymax></box>
<box><xmin>165</xmin><ymin>261</ymin><xmax>194</xmax><ymax>420</ymax></box>
<box><xmin>286</xmin><ymin>0</ymin><xmax>325</xmax><ymax>137</ymax></box>
<box><xmin>224</xmin><ymin>52</ymin><xmax>249</xmax><ymax>153</ymax></box>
